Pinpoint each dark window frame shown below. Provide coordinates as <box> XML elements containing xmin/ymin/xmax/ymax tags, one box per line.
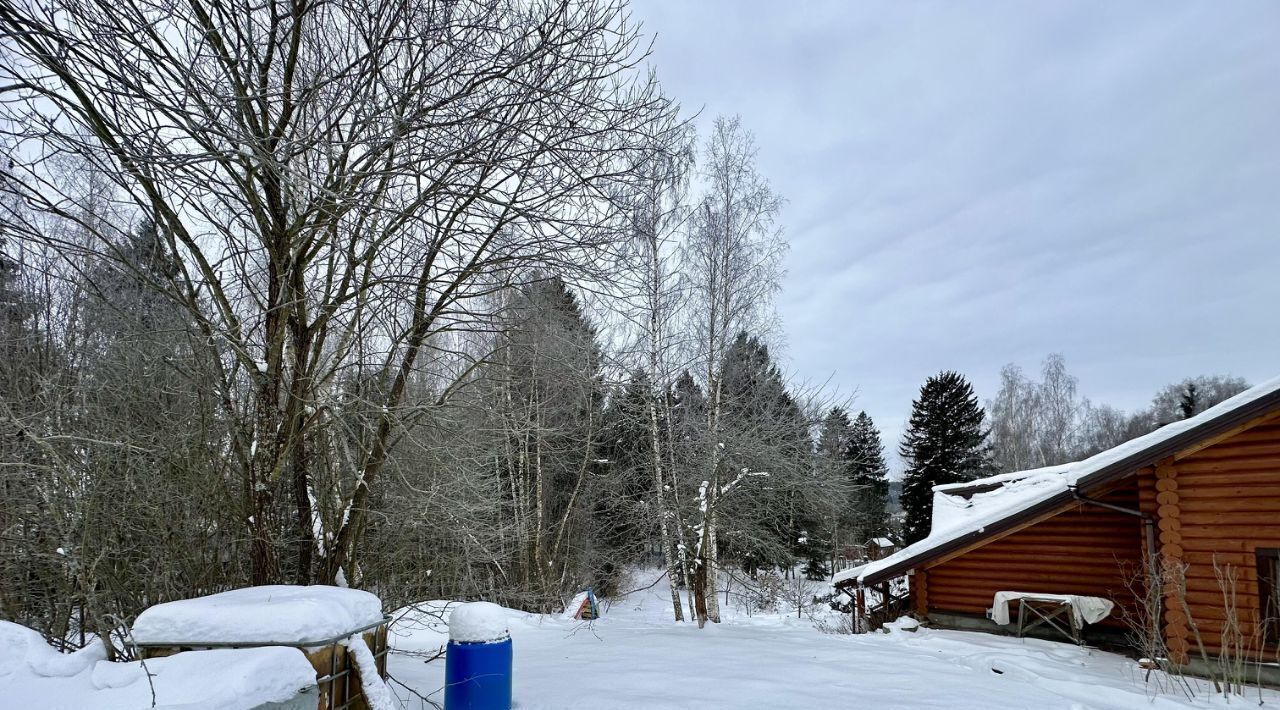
<box><xmin>1258</xmin><ymin>547</ymin><xmax>1280</xmax><ymax>646</ymax></box>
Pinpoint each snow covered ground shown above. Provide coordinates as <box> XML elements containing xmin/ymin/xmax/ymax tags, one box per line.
<box><xmin>4</xmin><ymin>576</ymin><xmax>1276</xmax><ymax>708</ymax></box>
<box><xmin>387</xmin><ymin>574</ymin><xmax>1279</xmax><ymax>710</ymax></box>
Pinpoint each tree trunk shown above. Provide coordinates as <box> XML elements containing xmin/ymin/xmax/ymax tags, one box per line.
<box><xmin>648</xmin><ymin>394</ymin><xmax>683</xmax><ymax>622</ymax></box>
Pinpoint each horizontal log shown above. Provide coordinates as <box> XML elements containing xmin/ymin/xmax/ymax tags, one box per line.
<box><xmin>1182</xmin><ymin>551</ymin><xmax>1264</xmax><ymax>567</ymax></box>
<box><xmin>1183</xmin><ymin>573</ymin><xmax>1258</xmax><ymax>591</ymax></box>
<box><xmin>991</xmin><ymin>527</ymin><xmax>1143</xmax><ymax>542</ymax></box>
<box><xmin>984</xmin><ymin>541</ymin><xmax>1142</xmax><ymax>555</ymax></box>
<box><xmin>1159</xmin><ymin>504</ymin><xmax>1182</xmax><ymax>519</ymax></box>
<box><xmin>1174</xmin><ymin>471</ymin><xmax>1280</xmax><ymax>486</ymax></box>
<box><xmin>928</xmin><ymin>581</ymin><xmax>1134</xmax><ymax>598</ymax></box>
<box><xmin>1157</xmin><ymin>491</ymin><xmax>1180</xmax><ymax>506</ymax></box>
<box><xmin>937</xmin><ymin>559</ymin><xmax>1136</xmax><ymax>576</ymax></box>
<box><xmin>1180</xmin><ymin>511</ymin><xmax>1280</xmax><ymax>526</ymax></box>
<box><xmin>1184</xmin><ymin>442</ymin><xmax>1280</xmax><ymax>461</ymax></box>
<box><xmin>993</xmin><ymin>516</ymin><xmax>1146</xmax><ymax>532</ymax></box>
<box><xmin>1178</xmin><ymin>500</ymin><xmax>1280</xmax><ymax>516</ymax></box>
<box><xmin>1160</xmin><ymin>531</ymin><xmax>1183</xmax><ymax>546</ymax></box>
<box><xmin>1181</xmin><ymin>536</ymin><xmax>1280</xmax><ymax>552</ymax></box>
<box><xmin>1177</xmin><ymin>604</ymin><xmax>1265</xmax><ymax>623</ymax></box>
<box><xmin>1177</xmin><ymin>458</ymin><xmax>1280</xmax><ymax>474</ymax></box>
<box><xmin>1176</xmin><ymin>486</ymin><xmax>1280</xmax><ymax>503</ymax></box>
<box><xmin>929</xmin><ymin>588</ymin><xmax>1134</xmax><ymax>607</ymax></box>
<box><xmin>1172</xmin><ymin>524</ymin><xmax>1280</xmax><ymax>542</ymax></box>
<box><xmin>956</xmin><ymin>543</ymin><xmax>1143</xmax><ymax>558</ymax></box>
<box><xmin>1158</xmin><ymin>518</ymin><xmax>1182</xmax><ymax>532</ymax></box>
<box><xmin>930</xmin><ymin>576</ymin><xmax>1131</xmax><ymax>592</ymax></box>
<box><xmin>1180</xmin><ymin>618</ymin><xmax>1268</xmax><ymax>640</ymax></box>
<box><xmin>1175</xmin><ymin>588</ymin><xmax>1262</xmax><ymax>607</ymax></box>
<box><xmin>1156</xmin><ymin>478</ymin><xmax>1179</xmax><ymax>492</ymax></box>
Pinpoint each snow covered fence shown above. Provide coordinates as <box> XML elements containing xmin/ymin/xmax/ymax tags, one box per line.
<box><xmin>130</xmin><ymin>585</ymin><xmax>392</xmax><ymax>710</ymax></box>
<box><xmin>445</xmin><ymin>602</ymin><xmax>512</xmax><ymax>710</ymax></box>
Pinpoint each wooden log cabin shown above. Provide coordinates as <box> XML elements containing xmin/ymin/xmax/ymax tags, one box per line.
<box><xmin>836</xmin><ymin>376</ymin><xmax>1280</xmax><ymax>671</ymax></box>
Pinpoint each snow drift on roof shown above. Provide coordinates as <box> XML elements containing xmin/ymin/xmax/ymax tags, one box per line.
<box><xmin>848</xmin><ymin>373</ymin><xmax>1280</xmax><ymax>587</ymax></box>
<box><xmin>131</xmin><ymin>585</ymin><xmax>384</xmax><ymax>645</ymax></box>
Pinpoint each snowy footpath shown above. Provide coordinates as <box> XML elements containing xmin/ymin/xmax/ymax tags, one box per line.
<box><xmin>387</xmin><ymin>577</ymin><xmax>1278</xmax><ymax>710</ymax></box>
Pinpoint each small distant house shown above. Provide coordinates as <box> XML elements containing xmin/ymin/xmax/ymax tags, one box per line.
<box><xmin>867</xmin><ymin>537</ymin><xmax>897</xmax><ymax>561</ymax></box>
<box><xmin>835</xmin><ymin>377</ymin><xmax>1280</xmax><ymax>674</ymax></box>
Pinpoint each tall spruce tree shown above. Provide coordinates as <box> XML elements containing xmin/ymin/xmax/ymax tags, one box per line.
<box><xmin>594</xmin><ymin>371</ymin><xmax>661</xmax><ymax>589</ymax></box>
<box><xmin>899</xmin><ymin>371</ymin><xmax>991</xmax><ymax>544</ymax></box>
<box><xmin>717</xmin><ymin>332</ymin><xmax>818</xmax><ymax>574</ymax></box>
<box><xmin>816</xmin><ymin>408</ymin><xmax>852</xmax><ymax>461</ymax></box>
<box><xmin>845</xmin><ymin>411</ymin><xmax>890</xmax><ymax>544</ymax></box>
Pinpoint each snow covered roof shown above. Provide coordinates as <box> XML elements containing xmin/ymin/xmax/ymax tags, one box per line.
<box><xmin>871</xmin><ymin>537</ymin><xmax>895</xmax><ymax>548</ymax></box>
<box><xmin>131</xmin><ymin>585</ymin><xmax>385</xmax><ymax>645</ymax></box>
<box><xmin>844</xmin><ymin>374</ymin><xmax>1280</xmax><ymax>588</ymax></box>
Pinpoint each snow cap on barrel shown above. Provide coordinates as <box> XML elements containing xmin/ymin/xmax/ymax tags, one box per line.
<box><xmin>449</xmin><ymin>602</ymin><xmax>510</xmax><ymax>643</ymax></box>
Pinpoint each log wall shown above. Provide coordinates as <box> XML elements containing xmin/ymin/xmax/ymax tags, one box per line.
<box><xmin>1158</xmin><ymin>418</ymin><xmax>1280</xmax><ymax>661</ymax></box>
<box><xmin>922</xmin><ymin>483</ymin><xmax>1144</xmax><ymax>629</ymax></box>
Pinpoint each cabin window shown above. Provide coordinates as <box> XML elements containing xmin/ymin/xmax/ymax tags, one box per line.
<box><xmin>1259</xmin><ymin>548</ymin><xmax>1280</xmax><ymax>645</ymax></box>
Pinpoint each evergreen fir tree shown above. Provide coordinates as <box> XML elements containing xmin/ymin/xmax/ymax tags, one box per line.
<box><xmin>844</xmin><ymin>411</ymin><xmax>890</xmax><ymax>544</ymax></box>
<box><xmin>593</xmin><ymin>371</ymin><xmax>658</xmax><ymax>592</ymax></box>
<box><xmin>1179</xmin><ymin>382</ymin><xmax>1199</xmax><ymax>420</ymax></box>
<box><xmin>899</xmin><ymin>371</ymin><xmax>991</xmax><ymax>544</ymax></box>
<box><xmin>816</xmin><ymin>408</ymin><xmax>852</xmax><ymax>461</ymax></box>
<box><xmin>718</xmin><ymin>332</ymin><xmax>820</xmax><ymax>575</ymax></box>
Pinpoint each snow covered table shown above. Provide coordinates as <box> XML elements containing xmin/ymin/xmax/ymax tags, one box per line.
<box><xmin>989</xmin><ymin>592</ymin><xmax>1115</xmax><ymax>645</ymax></box>
<box><xmin>131</xmin><ymin>585</ymin><xmax>393</xmax><ymax>710</ymax></box>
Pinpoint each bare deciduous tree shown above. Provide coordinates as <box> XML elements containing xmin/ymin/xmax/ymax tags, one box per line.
<box><xmin>2</xmin><ymin>0</ymin><xmax>679</xmax><ymax>588</ymax></box>
<box><xmin>684</xmin><ymin>115</ymin><xmax>785</xmax><ymax>626</ymax></box>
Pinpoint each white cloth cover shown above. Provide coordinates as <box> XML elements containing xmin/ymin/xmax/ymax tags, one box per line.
<box><xmin>989</xmin><ymin>591</ymin><xmax>1115</xmax><ymax>626</ymax></box>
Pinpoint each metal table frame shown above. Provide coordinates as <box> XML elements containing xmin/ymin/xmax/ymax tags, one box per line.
<box><xmin>1014</xmin><ymin>597</ymin><xmax>1082</xmax><ymax>645</ymax></box>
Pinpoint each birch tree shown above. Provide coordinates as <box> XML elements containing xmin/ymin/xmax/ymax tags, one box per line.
<box><xmin>613</xmin><ymin>127</ymin><xmax>695</xmax><ymax>620</ymax></box>
<box><xmin>684</xmin><ymin>116</ymin><xmax>784</xmax><ymax>626</ymax></box>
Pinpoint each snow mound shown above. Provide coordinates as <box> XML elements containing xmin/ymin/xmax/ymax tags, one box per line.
<box><xmin>1</xmin><ymin>620</ymin><xmax>317</xmax><ymax>709</ymax></box>
<box><xmin>0</xmin><ymin>620</ymin><xmax>106</xmax><ymax>678</ymax></box>
<box><xmin>449</xmin><ymin>602</ymin><xmax>510</xmax><ymax>643</ymax></box>
<box><xmin>109</xmin><ymin>646</ymin><xmax>316</xmax><ymax>708</ymax></box>
<box><xmin>131</xmin><ymin>585</ymin><xmax>384</xmax><ymax>644</ymax></box>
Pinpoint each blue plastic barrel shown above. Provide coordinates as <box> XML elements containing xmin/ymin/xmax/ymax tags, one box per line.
<box><xmin>445</xmin><ymin>637</ymin><xmax>512</xmax><ymax>709</ymax></box>
<box><xmin>445</xmin><ymin>602</ymin><xmax>512</xmax><ymax>710</ymax></box>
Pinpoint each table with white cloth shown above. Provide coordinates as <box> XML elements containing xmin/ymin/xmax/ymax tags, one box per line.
<box><xmin>988</xmin><ymin>591</ymin><xmax>1115</xmax><ymax>644</ymax></box>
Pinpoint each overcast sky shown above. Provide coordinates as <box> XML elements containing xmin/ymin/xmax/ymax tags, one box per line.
<box><xmin>631</xmin><ymin>0</ymin><xmax>1280</xmax><ymax>471</ymax></box>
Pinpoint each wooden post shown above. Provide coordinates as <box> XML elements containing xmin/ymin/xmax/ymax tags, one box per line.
<box><xmin>855</xmin><ymin>587</ymin><xmax>866</xmax><ymax>633</ymax></box>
